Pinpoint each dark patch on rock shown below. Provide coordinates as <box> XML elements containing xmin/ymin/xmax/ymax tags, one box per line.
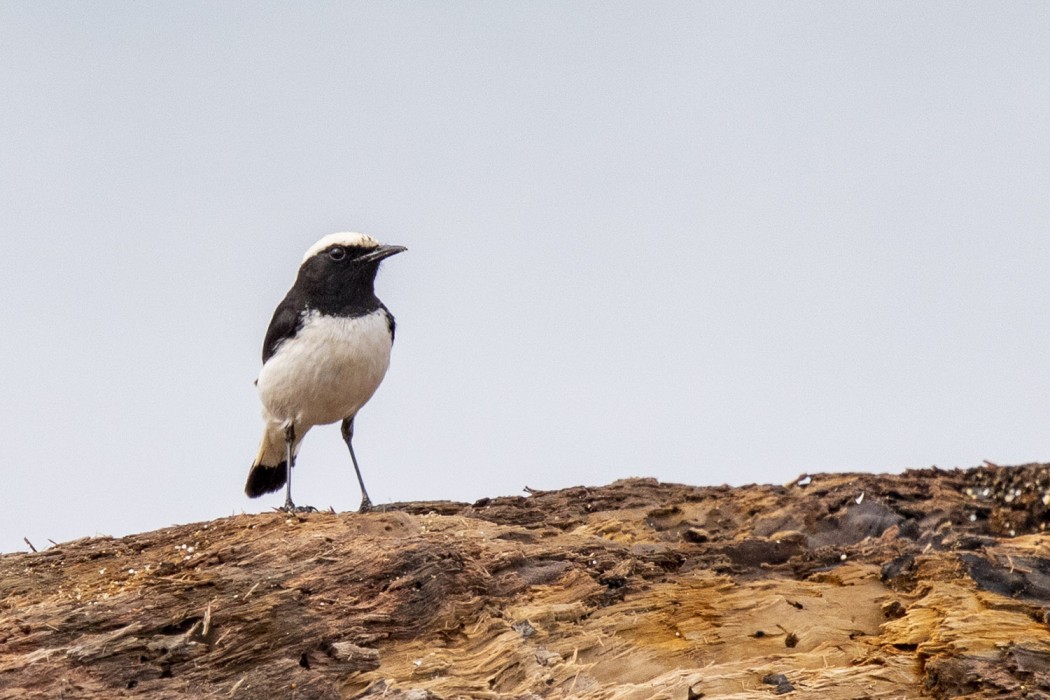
<box><xmin>881</xmin><ymin>553</ymin><xmax>919</xmax><ymax>590</ymax></box>
<box><xmin>761</xmin><ymin>672</ymin><xmax>795</xmax><ymax>694</ymax></box>
<box><xmin>720</xmin><ymin>539</ymin><xmax>802</xmax><ymax>568</ymax></box>
<box><xmin>807</xmin><ymin>499</ymin><xmax>903</xmax><ymax>549</ymax></box>
<box><xmin>960</xmin><ymin>553</ymin><xmax>1050</xmax><ymax>605</ymax></box>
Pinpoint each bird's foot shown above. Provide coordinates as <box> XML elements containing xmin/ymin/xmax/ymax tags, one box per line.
<box><xmin>357</xmin><ymin>496</ymin><xmax>374</xmax><ymax>513</ymax></box>
<box><xmin>276</xmin><ymin>503</ymin><xmax>318</xmax><ymax>514</ymax></box>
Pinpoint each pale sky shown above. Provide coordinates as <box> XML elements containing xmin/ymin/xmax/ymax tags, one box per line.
<box><xmin>2</xmin><ymin>2</ymin><xmax>1049</xmax><ymax>554</ymax></box>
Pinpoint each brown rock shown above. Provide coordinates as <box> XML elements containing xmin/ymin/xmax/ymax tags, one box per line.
<box><xmin>4</xmin><ymin>464</ymin><xmax>1050</xmax><ymax>698</ymax></box>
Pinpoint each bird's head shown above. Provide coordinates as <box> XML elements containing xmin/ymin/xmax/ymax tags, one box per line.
<box><xmin>297</xmin><ymin>232</ymin><xmax>406</xmax><ymax>306</ymax></box>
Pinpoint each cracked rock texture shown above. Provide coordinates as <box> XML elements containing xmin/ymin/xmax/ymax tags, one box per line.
<box><xmin>4</xmin><ymin>464</ymin><xmax>1050</xmax><ymax>699</ymax></box>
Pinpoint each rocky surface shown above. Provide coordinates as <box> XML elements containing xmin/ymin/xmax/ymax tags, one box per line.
<box><xmin>4</xmin><ymin>463</ymin><xmax>1050</xmax><ymax>698</ymax></box>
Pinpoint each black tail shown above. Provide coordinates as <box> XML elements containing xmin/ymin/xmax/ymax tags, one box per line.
<box><xmin>245</xmin><ymin>461</ymin><xmax>287</xmax><ymax>497</ymax></box>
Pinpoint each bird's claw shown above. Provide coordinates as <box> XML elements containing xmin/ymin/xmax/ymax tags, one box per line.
<box><xmin>276</xmin><ymin>504</ymin><xmax>318</xmax><ymax>514</ymax></box>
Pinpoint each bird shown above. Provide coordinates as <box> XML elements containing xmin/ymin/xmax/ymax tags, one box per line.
<box><xmin>245</xmin><ymin>232</ymin><xmax>406</xmax><ymax>512</ymax></box>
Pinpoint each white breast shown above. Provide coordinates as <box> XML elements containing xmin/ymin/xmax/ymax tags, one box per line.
<box><xmin>257</xmin><ymin>309</ymin><xmax>393</xmax><ymax>429</ymax></box>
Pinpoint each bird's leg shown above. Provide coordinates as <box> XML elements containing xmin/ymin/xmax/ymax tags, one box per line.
<box><xmin>277</xmin><ymin>424</ymin><xmax>317</xmax><ymax>513</ymax></box>
<box><xmin>341</xmin><ymin>417</ymin><xmax>373</xmax><ymax>512</ymax></box>
<box><xmin>283</xmin><ymin>423</ymin><xmax>296</xmax><ymax>511</ymax></box>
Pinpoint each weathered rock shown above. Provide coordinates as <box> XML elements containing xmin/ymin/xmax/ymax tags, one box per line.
<box><xmin>2</xmin><ymin>464</ymin><xmax>1050</xmax><ymax>698</ymax></box>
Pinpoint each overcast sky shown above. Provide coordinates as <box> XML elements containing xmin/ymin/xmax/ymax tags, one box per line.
<box><xmin>2</xmin><ymin>2</ymin><xmax>1049</xmax><ymax>554</ymax></box>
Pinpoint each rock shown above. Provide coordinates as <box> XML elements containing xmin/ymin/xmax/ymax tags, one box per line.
<box><xmin>4</xmin><ymin>463</ymin><xmax>1050</xmax><ymax>698</ymax></box>
<box><xmin>329</xmin><ymin>642</ymin><xmax>380</xmax><ymax>671</ymax></box>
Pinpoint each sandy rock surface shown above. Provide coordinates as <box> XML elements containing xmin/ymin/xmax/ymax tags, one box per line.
<box><xmin>3</xmin><ymin>464</ymin><xmax>1050</xmax><ymax>698</ymax></box>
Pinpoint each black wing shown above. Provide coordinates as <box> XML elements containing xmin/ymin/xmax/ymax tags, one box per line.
<box><xmin>381</xmin><ymin>304</ymin><xmax>396</xmax><ymax>343</ymax></box>
<box><xmin>262</xmin><ymin>293</ymin><xmax>306</xmax><ymax>364</ymax></box>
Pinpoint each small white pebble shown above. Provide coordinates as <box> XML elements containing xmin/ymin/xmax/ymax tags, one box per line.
<box><xmin>99</xmin><ymin>568</ymin><xmax>106</xmax><ymax>575</ymax></box>
<box><xmin>970</xmin><ymin>513</ymin><xmax>977</xmax><ymax>522</ymax></box>
<box><xmin>797</xmin><ymin>476</ymin><xmax>812</xmax><ymax>487</ymax></box>
<box><xmin>839</xmin><ymin>553</ymin><xmax>847</xmax><ymax>561</ymax></box>
<box><xmin>413</xmin><ymin>659</ymin><xmax>422</xmax><ymax>667</ymax></box>
<box><xmin>186</xmin><ymin>546</ymin><xmax>195</xmax><ymax>554</ymax></box>
<box><xmin>127</xmin><ymin>568</ymin><xmax>136</xmax><ymax>575</ymax></box>
<box><xmin>1010</xmin><ymin>529</ymin><xmax>1016</xmax><ymax>537</ymax></box>
<box><xmin>855</xmin><ymin>492</ymin><xmax>865</xmax><ymax>505</ymax></box>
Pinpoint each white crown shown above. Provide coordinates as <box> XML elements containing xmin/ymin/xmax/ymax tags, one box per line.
<box><xmin>302</xmin><ymin>232</ymin><xmax>380</xmax><ymax>264</ymax></box>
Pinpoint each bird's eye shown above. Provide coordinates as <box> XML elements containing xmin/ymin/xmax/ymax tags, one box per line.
<box><xmin>328</xmin><ymin>247</ymin><xmax>346</xmax><ymax>261</ymax></box>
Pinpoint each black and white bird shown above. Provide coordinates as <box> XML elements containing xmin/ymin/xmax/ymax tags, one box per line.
<box><xmin>245</xmin><ymin>232</ymin><xmax>406</xmax><ymax>512</ymax></box>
